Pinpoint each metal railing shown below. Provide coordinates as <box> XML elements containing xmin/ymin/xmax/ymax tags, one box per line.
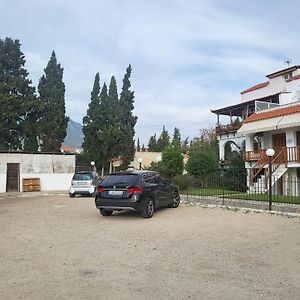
<box><xmin>244</xmin><ymin>147</ymin><xmax>300</xmax><ymax>162</ymax></box>
<box><xmin>176</xmin><ymin>175</ymin><xmax>300</xmax><ymax>206</ymax></box>
<box><xmin>215</xmin><ymin>123</ymin><xmax>242</xmax><ymax>134</ymax></box>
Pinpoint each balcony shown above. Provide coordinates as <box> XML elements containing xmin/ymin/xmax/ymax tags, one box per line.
<box><xmin>243</xmin><ymin>147</ymin><xmax>300</xmax><ymax>163</ymax></box>
<box><xmin>215</xmin><ymin>123</ymin><xmax>242</xmax><ymax>135</ymax></box>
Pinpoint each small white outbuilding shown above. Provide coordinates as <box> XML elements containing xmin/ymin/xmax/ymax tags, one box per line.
<box><xmin>0</xmin><ymin>152</ymin><xmax>75</xmax><ymax>193</ymax></box>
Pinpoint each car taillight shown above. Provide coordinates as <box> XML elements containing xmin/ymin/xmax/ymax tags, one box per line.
<box><xmin>127</xmin><ymin>185</ymin><xmax>143</xmax><ymax>194</ymax></box>
<box><xmin>97</xmin><ymin>186</ymin><xmax>104</xmax><ymax>193</ymax></box>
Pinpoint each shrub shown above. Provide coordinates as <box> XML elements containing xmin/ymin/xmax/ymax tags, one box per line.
<box><xmin>172</xmin><ymin>174</ymin><xmax>193</xmax><ymax>190</ymax></box>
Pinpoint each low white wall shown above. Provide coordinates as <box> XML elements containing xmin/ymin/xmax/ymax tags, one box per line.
<box><xmin>0</xmin><ymin>153</ymin><xmax>75</xmax><ymax>193</ymax></box>
<box><xmin>20</xmin><ymin>173</ymin><xmax>73</xmax><ymax>192</ymax></box>
<box><xmin>0</xmin><ymin>174</ymin><xmax>6</xmax><ymax>193</ymax></box>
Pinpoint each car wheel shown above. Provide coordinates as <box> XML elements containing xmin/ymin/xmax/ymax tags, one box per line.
<box><xmin>141</xmin><ymin>199</ymin><xmax>155</xmax><ymax>218</ymax></box>
<box><xmin>168</xmin><ymin>192</ymin><xmax>180</xmax><ymax>208</ymax></box>
<box><xmin>100</xmin><ymin>208</ymin><xmax>113</xmax><ymax>216</ymax></box>
<box><xmin>69</xmin><ymin>193</ymin><xmax>75</xmax><ymax>198</ymax></box>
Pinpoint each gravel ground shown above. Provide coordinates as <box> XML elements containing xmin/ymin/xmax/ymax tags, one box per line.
<box><xmin>0</xmin><ymin>194</ymin><xmax>299</xmax><ymax>300</ymax></box>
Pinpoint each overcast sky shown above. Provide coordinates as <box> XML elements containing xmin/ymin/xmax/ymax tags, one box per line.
<box><xmin>1</xmin><ymin>0</ymin><xmax>300</xmax><ymax>145</ymax></box>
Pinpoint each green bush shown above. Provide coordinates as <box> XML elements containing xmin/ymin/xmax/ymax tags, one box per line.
<box><xmin>172</xmin><ymin>174</ymin><xmax>193</xmax><ymax>190</ymax></box>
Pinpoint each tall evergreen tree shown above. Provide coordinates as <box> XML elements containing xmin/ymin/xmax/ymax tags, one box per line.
<box><xmin>0</xmin><ymin>37</ymin><xmax>38</xmax><ymax>150</ymax></box>
<box><xmin>172</xmin><ymin>127</ymin><xmax>181</xmax><ymax>146</ymax></box>
<box><xmin>82</xmin><ymin>73</ymin><xmax>101</xmax><ymax>164</ymax></box>
<box><xmin>119</xmin><ymin>65</ymin><xmax>137</xmax><ymax>169</ymax></box>
<box><xmin>98</xmin><ymin>82</ymin><xmax>109</xmax><ymax>170</ymax></box>
<box><xmin>137</xmin><ymin>138</ymin><xmax>141</xmax><ymax>152</ymax></box>
<box><xmin>141</xmin><ymin>144</ymin><xmax>145</xmax><ymax>152</ymax></box>
<box><xmin>148</xmin><ymin>134</ymin><xmax>158</xmax><ymax>152</ymax></box>
<box><xmin>106</xmin><ymin>76</ymin><xmax>121</xmax><ymax>160</ymax></box>
<box><xmin>38</xmin><ymin>51</ymin><xmax>69</xmax><ymax>152</ymax></box>
<box><xmin>157</xmin><ymin>125</ymin><xmax>170</xmax><ymax>151</ymax></box>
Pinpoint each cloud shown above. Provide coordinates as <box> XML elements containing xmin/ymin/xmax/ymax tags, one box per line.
<box><xmin>1</xmin><ymin>0</ymin><xmax>300</xmax><ymax>145</ymax></box>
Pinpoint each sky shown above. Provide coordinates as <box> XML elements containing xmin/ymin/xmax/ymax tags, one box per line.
<box><xmin>1</xmin><ymin>0</ymin><xmax>300</xmax><ymax>145</ymax></box>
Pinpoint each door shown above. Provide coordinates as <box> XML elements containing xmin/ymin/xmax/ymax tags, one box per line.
<box><xmin>6</xmin><ymin>163</ymin><xmax>20</xmax><ymax>192</ymax></box>
<box><xmin>272</xmin><ymin>133</ymin><xmax>286</xmax><ymax>155</ymax></box>
<box><xmin>297</xmin><ymin>131</ymin><xmax>300</xmax><ymax>162</ymax></box>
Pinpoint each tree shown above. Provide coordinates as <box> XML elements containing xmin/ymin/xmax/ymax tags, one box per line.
<box><xmin>172</xmin><ymin>127</ymin><xmax>181</xmax><ymax>146</ymax></box>
<box><xmin>182</xmin><ymin>137</ymin><xmax>189</xmax><ymax>154</ymax></box>
<box><xmin>157</xmin><ymin>125</ymin><xmax>170</xmax><ymax>151</ymax></box>
<box><xmin>0</xmin><ymin>37</ymin><xmax>38</xmax><ymax>150</ymax></box>
<box><xmin>141</xmin><ymin>144</ymin><xmax>146</xmax><ymax>152</ymax></box>
<box><xmin>160</xmin><ymin>144</ymin><xmax>184</xmax><ymax>178</ymax></box>
<box><xmin>225</xmin><ymin>151</ymin><xmax>247</xmax><ymax>179</ymax></box>
<box><xmin>106</xmin><ymin>75</ymin><xmax>121</xmax><ymax>160</ymax></box>
<box><xmin>82</xmin><ymin>73</ymin><xmax>101</xmax><ymax>165</ymax></box>
<box><xmin>185</xmin><ymin>148</ymin><xmax>218</xmax><ymax>186</ymax></box>
<box><xmin>190</xmin><ymin>127</ymin><xmax>218</xmax><ymax>155</ymax></box>
<box><xmin>119</xmin><ymin>65</ymin><xmax>137</xmax><ymax>169</ymax></box>
<box><xmin>148</xmin><ymin>134</ymin><xmax>158</xmax><ymax>152</ymax></box>
<box><xmin>137</xmin><ymin>138</ymin><xmax>141</xmax><ymax>152</ymax></box>
<box><xmin>38</xmin><ymin>51</ymin><xmax>69</xmax><ymax>152</ymax></box>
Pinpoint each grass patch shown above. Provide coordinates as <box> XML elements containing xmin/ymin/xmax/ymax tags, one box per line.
<box><xmin>223</xmin><ymin>193</ymin><xmax>300</xmax><ymax>205</ymax></box>
<box><xmin>180</xmin><ymin>187</ymin><xmax>240</xmax><ymax>196</ymax></box>
<box><xmin>180</xmin><ymin>187</ymin><xmax>300</xmax><ymax>205</ymax></box>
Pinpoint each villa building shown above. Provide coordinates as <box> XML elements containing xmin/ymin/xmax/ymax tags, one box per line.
<box><xmin>211</xmin><ymin>65</ymin><xmax>300</xmax><ymax>196</ymax></box>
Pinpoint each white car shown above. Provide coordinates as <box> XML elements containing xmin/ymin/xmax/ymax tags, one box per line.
<box><xmin>69</xmin><ymin>171</ymin><xmax>100</xmax><ymax>197</ymax></box>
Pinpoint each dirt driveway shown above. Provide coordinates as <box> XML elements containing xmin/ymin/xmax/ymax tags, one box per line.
<box><xmin>0</xmin><ymin>194</ymin><xmax>299</xmax><ymax>300</ymax></box>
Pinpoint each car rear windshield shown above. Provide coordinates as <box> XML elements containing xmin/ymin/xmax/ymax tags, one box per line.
<box><xmin>72</xmin><ymin>173</ymin><xmax>93</xmax><ymax>180</ymax></box>
<box><xmin>101</xmin><ymin>174</ymin><xmax>139</xmax><ymax>188</ymax></box>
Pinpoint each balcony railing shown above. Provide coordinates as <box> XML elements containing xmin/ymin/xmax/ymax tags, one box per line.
<box><xmin>215</xmin><ymin>123</ymin><xmax>242</xmax><ymax>134</ymax></box>
<box><xmin>244</xmin><ymin>147</ymin><xmax>300</xmax><ymax>163</ymax></box>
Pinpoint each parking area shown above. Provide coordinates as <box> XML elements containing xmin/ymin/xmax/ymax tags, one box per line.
<box><xmin>0</xmin><ymin>194</ymin><xmax>299</xmax><ymax>300</ymax></box>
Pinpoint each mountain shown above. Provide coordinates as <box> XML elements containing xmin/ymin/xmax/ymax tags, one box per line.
<box><xmin>63</xmin><ymin>119</ymin><xmax>84</xmax><ymax>149</ymax></box>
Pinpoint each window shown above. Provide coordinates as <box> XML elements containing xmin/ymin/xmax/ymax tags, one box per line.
<box><xmin>284</xmin><ymin>72</ymin><xmax>293</xmax><ymax>80</ymax></box>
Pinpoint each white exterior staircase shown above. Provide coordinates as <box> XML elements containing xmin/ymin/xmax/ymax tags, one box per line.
<box><xmin>249</xmin><ymin>164</ymin><xmax>287</xmax><ymax>193</ymax></box>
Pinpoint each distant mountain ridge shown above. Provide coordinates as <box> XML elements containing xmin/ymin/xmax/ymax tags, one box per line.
<box><xmin>63</xmin><ymin>119</ymin><xmax>84</xmax><ymax>149</ymax></box>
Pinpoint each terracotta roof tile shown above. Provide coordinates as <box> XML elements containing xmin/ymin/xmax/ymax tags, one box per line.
<box><xmin>266</xmin><ymin>65</ymin><xmax>300</xmax><ymax>78</ymax></box>
<box><xmin>240</xmin><ymin>81</ymin><xmax>269</xmax><ymax>94</ymax></box>
<box><xmin>286</xmin><ymin>74</ymin><xmax>300</xmax><ymax>82</ymax></box>
<box><xmin>61</xmin><ymin>146</ymin><xmax>75</xmax><ymax>151</ymax></box>
<box><xmin>244</xmin><ymin>104</ymin><xmax>300</xmax><ymax>123</ymax></box>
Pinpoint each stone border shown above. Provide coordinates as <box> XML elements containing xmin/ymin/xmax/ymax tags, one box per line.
<box><xmin>181</xmin><ymin>196</ymin><xmax>300</xmax><ymax>219</ymax></box>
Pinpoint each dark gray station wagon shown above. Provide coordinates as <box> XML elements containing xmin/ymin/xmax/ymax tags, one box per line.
<box><xmin>95</xmin><ymin>170</ymin><xmax>180</xmax><ymax>218</ymax></box>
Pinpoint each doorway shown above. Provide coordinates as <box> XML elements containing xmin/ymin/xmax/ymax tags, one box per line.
<box><xmin>272</xmin><ymin>133</ymin><xmax>286</xmax><ymax>155</ymax></box>
<box><xmin>6</xmin><ymin>163</ymin><xmax>20</xmax><ymax>192</ymax></box>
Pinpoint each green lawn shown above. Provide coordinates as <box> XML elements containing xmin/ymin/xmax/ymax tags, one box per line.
<box><xmin>180</xmin><ymin>187</ymin><xmax>300</xmax><ymax>205</ymax></box>
<box><xmin>180</xmin><ymin>187</ymin><xmax>240</xmax><ymax>196</ymax></box>
<box><xmin>223</xmin><ymin>193</ymin><xmax>300</xmax><ymax>205</ymax></box>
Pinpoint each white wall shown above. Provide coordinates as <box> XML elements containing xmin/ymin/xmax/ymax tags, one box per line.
<box><xmin>241</xmin><ymin>75</ymin><xmax>300</xmax><ymax>103</ymax></box>
<box><xmin>0</xmin><ymin>153</ymin><xmax>75</xmax><ymax>193</ymax></box>
<box><xmin>20</xmin><ymin>173</ymin><xmax>73</xmax><ymax>192</ymax></box>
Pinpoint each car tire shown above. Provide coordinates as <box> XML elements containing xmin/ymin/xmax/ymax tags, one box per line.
<box><xmin>100</xmin><ymin>208</ymin><xmax>113</xmax><ymax>216</ymax></box>
<box><xmin>69</xmin><ymin>193</ymin><xmax>75</xmax><ymax>198</ymax></box>
<box><xmin>168</xmin><ymin>192</ymin><xmax>180</xmax><ymax>208</ymax></box>
<box><xmin>141</xmin><ymin>198</ymin><xmax>155</xmax><ymax>218</ymax></box>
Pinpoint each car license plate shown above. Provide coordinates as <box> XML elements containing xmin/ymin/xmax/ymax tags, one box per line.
<box><xmin>108</xmin><ymin>190</ymin><xmax>123</xmax><ymax>195</ymax></box>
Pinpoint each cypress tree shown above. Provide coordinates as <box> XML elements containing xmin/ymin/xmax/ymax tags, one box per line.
<box><xmin>38</xmin><ymin>51</ymin><xmax>69</xmax><ymax>152</ymax></box>
<box><xmin>82</xmin><ymin>73</ymin><xmax>101</xmax><ymax>164</ymax></box>
<box><xmin>106</xmin><ymin>76</ymin><xmax>121</xmax><ymax>160</ymax></box>
<box><xmin>148</xmin><ymin>134</ymin><xmax>158</xmax><ymax>152</ymax></box>
<box><xmin>141</xmin><ymin>144</ymin><xmax>145</xmax><ymax>152</ymax></box>
<box><xmin>0</xmin><ymin>37</ymin><xmax>38</xmax><ymax>150</ymax></box>
<box><xmin>119</xmin><ymin>65</ymin><xmax>137</xmax><ymax>169</ymax></box>
<box><xmin>157</xmin><ymin>125</ymin><xmax>170</xmax><ymax>151</ymax></box>
<box><xmin>137</xmin><ymin>138</ymin><xmax>141</xmax><ymax>152</ymax></box>
<box><xmin>172</xmin><ymin>127</ymin><xmax>181</xmax><ymax>146</ymax></box>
